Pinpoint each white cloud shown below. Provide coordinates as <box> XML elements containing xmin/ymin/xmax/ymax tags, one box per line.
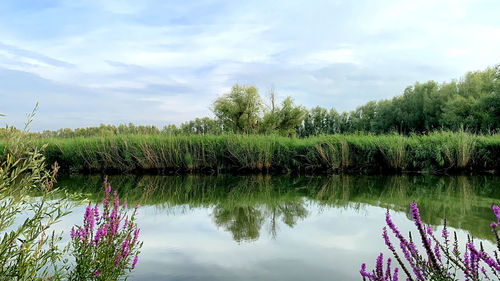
<box><xmin>0</xmin><ymin>0</ymin><xmax>499</xmax><ymax>130</ymax></box>
<box><xmin>299</xmin><ymin>49</ymin><xmax>359</xmax><ymax>66</ymax></box>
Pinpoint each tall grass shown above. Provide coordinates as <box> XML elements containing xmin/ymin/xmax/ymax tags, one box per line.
<box><xmin>2</xmin><ymin>132</ymin><xmax>499</xmax><ymax>174</ymax></box>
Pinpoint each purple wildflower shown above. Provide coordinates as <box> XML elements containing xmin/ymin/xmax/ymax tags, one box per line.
<box><xmin>434</xmin><ymin>243</ymin><xmax>442</xmax><ymax>263</ymax></box>
<box><xmin>410</xmin><ymin>202</ymin><xmax>439</xmax><ymax>270</ymax></box>
<box><xmin>114</xmin><ymin>191</ymin><xmax>119</xmax><ymax>209</ymax></box>
<box><xmin>442</xmin><ymin>224</ymin><xmax>449</xmax><ymax>242</ymax></box>
<box><xmin>375</xmin><ymin>253</ymin><xmax>384</xmax><ymax>277</ymax></box>
<box><xmin>491</xmin><ymin>222</ymin><xmax>498</xmax><ymax>232</ymax></box>
<box><xmin>384</xmin><ymin>257</ymin><xmax>391</xmax><ymax>280</ymax></box>
<box><xmin>493</xmin><ymin>205</ymin><xmax>500</xmax><ymax>223</ymax></box>
<box><xmin>132</xmin><ymin>255</ymin><xmax>139</xmax><ymax>269</ymax></box>
<box><xmin>115</xmin><ymin>253</ymin><xmax>121</xmax><ymax>266</ymax></box>
<box><xmin>393</xmin><ymin>268</ymin><xmax>398</xmax><ymax>281</ymax></box>
<box><xmin>70</xmin><ymin>178</ymin><xmax>142</xmax><ymax>279</ymax></box>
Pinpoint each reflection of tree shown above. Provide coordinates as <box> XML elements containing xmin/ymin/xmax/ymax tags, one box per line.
<box><xmin>212</xmin><ymin>200</ymin><xmax>309</xmax><ymax>242</ymax></box>
<box><xmin>213</xmin><ymin>206</ymin><xmax>265</xmax><ymax>242</ymax></box>
<box><xmin>58</xmin><ymin>173</ymin><xmax>500</xmax><ymax>243</ymax></box>
<box><xmin>267</xmin><ymin>201</ymin><xmax>308</xmax><ymax>238</ymax></box>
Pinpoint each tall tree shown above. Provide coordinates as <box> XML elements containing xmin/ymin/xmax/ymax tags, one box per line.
<box><xmin>212</xmin><ymin>84</ymin><xmax>263</xmax><ymax>133</ymax></box>
<box><xmin>261</xmin><ymin>97</ymin><xmax>306</xmax><ymax>136</ymax></box>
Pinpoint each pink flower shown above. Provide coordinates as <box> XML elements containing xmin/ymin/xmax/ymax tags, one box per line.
<box><xmin>132</xmin><ymin>255</ymin><xmax>139</xmax><ymax>269</ymax></box>
<box><xmin>493</xmin><ymin>205</ymin><xmax>500</xmax><ymax>223</ymax></box>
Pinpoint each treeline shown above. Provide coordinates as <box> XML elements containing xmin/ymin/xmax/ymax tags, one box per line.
<box><xmin>180</xmin><ymin>65</ymin><xmax>500</xmax><ymax>136</ymax></box>
<box><xmin>7</xmin><ymin>64</ymin><xmax>498</xmax><ymax>139</ymax></box>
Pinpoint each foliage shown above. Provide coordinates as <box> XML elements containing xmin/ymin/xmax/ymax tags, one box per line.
<box><xmin>212</xmin><ymin>84</ymin><xmax>263</xmax><ymax>133</ymax></box>
<box><xmin>0</xmin><ymin>107</ymin><xmax>143</xmax><ymax>280</ymax></box>
<box><xmin>260</xmin><ymin>96</ymin><xmax>307</xmax><ymax>136</ymax></box>
<box><xmin>69</xmin><ymin>178</ymin><xmax>142</xmax><ymax>280</ymax></box>
<box><xmin>20</xmin><ymin>132</ymin><xmax>500</xmax><ymax>174</ymax></box>
<box><xmin>0</xmin><ymin>105</ymin><xmax>71</xmax><ymax>280</ymax></box>
<box><xmin>360</xmin><ymin>202</ymin><xmax>500</xmax><ymax>281</ymax></box>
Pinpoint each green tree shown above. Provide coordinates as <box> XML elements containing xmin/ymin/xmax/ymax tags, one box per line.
<box><xmin>441</xmin><ymin>95</ymin><xmax>477</xmax><ymax>131</ymax></box>
<box><xmin>212</xmin><ymin>84</ymin><xmax>263</xmax><ymax>133</ymax></box>
<box><xmin>261</xmin><ymin>97</ymin><xmax>306</xmax><ymax>136</ymax></box>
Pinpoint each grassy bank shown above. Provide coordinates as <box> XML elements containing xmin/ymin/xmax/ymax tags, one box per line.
<box><xmin>1</xmin><ymin>132</ymin><xmax>499</xmax><ymax>174</ymax></box>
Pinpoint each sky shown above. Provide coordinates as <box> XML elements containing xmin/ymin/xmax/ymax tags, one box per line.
<box><xmin>0</xmin><ymin>0</ymin><xmax>499</xmax><ymax>131</ymax></box>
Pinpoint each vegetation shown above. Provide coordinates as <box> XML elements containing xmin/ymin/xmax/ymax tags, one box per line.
<box><xmin>3</xmin><ymin>131</ymin><xmax>496</xmax><ymax>174</ymax></box>
<box><xmin>0</xmin><ymin>110</ymin><xmax>142</xmax><ymax>280</ymax></box>
<box><xmin>0</xmin><ymin>108</ymin><xmax>71</xmax><ymax>280</ymax></box>
<box><xmin>2</xmin><ymin>65</ymin><xmax>496</xmax><ymax>175</ymax></box>
<box><xmin>69</xmin><ymin>179</ymin><xmax>142</xmax><ymax>280</ymax></box>
<box><xmin>10</xmin><ymin>64</ymin><xmax>498</xmax><ymax>139</ymax></box>
<box><xmin>361</xmin><ymin>203</ymin><xmax>500</xmax><ymax>281</ymax></box>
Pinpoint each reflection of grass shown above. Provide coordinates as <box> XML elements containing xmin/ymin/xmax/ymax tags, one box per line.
<box><xmin>57</xmin><ymin>174</ymin><xmax>500</xmax><ymax>242</ymax></box>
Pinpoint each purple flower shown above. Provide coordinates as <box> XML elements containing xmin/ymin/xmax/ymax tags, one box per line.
<box><xmin>133</xmin><ymin>228</ymin><xmax>140</xmax><ymax>244</ymax></box>
<box><xmin>93</xmin><ymin>204</ymin><xmax>99</xmax><ymax>221</ymax></box>
<box><xmin>434</xmin><ymin>243</ymin><xmax>442</xmax><ymax>263</ymax></box>
<box><xmin>392</xmin><ymin>268</ymin><xmax>398</xmax><ymax>281</ymax></box>
<box><xmin>115</xmin><ymin>253</ymin><xmax>121</xmax><ymax>266</ymax></box>
<box><xmin>384</xmin><ymin>257</ymin><xmax>391</xmax><ymax>280</ymax></box>
<box><xmin>493</xmin><ymin>205</ymin><xmax>500</xmax><ymax>223</ymax></box>
<box><xmin>132</xmin><ymin>255</ymin><xmax>139</xmax><ymax>269</ymax></box>
<box><xmin>114</xmin><ymin>191</ymin><xmax>119</xmax><ymax>209</ymax></box>
<box><xmin>410</xmin><ymin>202</ymin><xmax>439</xmax><ymax>270</ymax></box>
<box><xmin>121</xmin><ymin>239</ymin><xmax>130</xmax><ymax>252</ymax></box>
<box><xmin>491</xmin><ymin>222</ymin><xmax>498</xmax><ymax>232</ymax></box>
<box><xmin>442</xmin><ymin>223</ymin><xmax>449</xmax><ymax>244</ymax></box>
<box><xmin>375</xmin><ymin>253</ymin><xmax>384</xmax><ymax>277</ymax></box>
<box><xmin>71</xmin><ymin>178</ymin><xmax>142</xmax><ymax>278</ymax></box>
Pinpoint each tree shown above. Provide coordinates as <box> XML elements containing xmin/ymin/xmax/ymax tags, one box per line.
<box><xmin>441</xmin><ymin>95</ymin><xmax>477</xmax><ymax>131</ymax></box>
<box><xmin>212</xmin><ymin>84</ymin><xmax>263</xmax><ymax>133</ymax></box>
<box><xmin>261</xmin><ymin>97</ymin><xmax>306</xmax><ymax>136</ymax></box>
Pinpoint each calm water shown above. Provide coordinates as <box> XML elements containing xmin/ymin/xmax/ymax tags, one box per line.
<box><xmin>56</xmin><ymin>174</ymin><xmax>500</xmax><ymax>281</ymax></box>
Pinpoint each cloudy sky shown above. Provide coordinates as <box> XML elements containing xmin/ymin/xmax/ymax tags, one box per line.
<box><xmin>0</xmin><ymin>0</ymin><xmax>499</xmax><ymax>131</ymax></box>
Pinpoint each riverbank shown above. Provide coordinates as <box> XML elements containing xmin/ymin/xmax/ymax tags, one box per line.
<box><xmin>2</xmin><ymin>132</ymin><xmax>499</xmax><ymax>174</ymax></box>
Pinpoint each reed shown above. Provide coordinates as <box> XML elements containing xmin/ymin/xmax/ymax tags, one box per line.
<box><xmin>3</xmin><ymin>132</ymin><xmax>499</xmax><ymax>174</ymax></box>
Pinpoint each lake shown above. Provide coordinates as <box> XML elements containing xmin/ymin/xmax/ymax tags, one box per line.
<box><xmin>56</xmin><ymin>174</ymin><xmax>500</xmax><ymax>281</ymax></box>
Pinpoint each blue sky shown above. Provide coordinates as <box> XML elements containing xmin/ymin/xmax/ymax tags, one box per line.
<box><xmin>1</xmin><ymin>0</ymin><xmax>499</xmax><ymax>131</ymax></box>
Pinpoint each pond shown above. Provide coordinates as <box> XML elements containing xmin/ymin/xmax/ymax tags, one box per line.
<box><xmin>55</xmin><ymin>174</ymin><xmax>500</xmax><ymax>281</ymax></box>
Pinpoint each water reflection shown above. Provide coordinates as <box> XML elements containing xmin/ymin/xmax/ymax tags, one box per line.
<box><xmin>58</xmin><ymin>174</ymin><xmax>500</xmax><ymax>242</ymax></box>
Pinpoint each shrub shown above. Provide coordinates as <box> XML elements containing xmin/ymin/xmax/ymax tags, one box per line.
<box><xmin>70</xmin><ymin>178</ymin><xmax>142</xmax><ymax>280</ymax></box>
<box><xmin>361</xmin><ymin>202</ymin><xmax>500</xmax><ymax>281</ymax></box>
<box><xmin>0</xmin><ymin>106</ymin><xmax>70</xmax><ymax>280</ymax></box>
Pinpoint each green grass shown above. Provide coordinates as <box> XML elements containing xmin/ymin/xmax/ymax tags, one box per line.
<box><xmin>1</xmin><ymin>131</ymin><xmax>499</xmax><ymax>174</ymax></box>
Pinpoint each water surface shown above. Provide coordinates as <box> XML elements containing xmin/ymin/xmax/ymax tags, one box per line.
<box><xmin>56</xmin><ymin>174</ymin><xmax>500</xmax><ymax>281</ymax></box>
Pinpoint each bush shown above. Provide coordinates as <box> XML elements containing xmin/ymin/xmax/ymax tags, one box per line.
<box><xmin>360</xmin><ymin>202</ymin><xmax>500</xmax><ymax>281</ymax></box>
<box><xmin>69</xmin><ymin>178</ymin><xmax>142</xmax><ymax>280</ymax></box>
